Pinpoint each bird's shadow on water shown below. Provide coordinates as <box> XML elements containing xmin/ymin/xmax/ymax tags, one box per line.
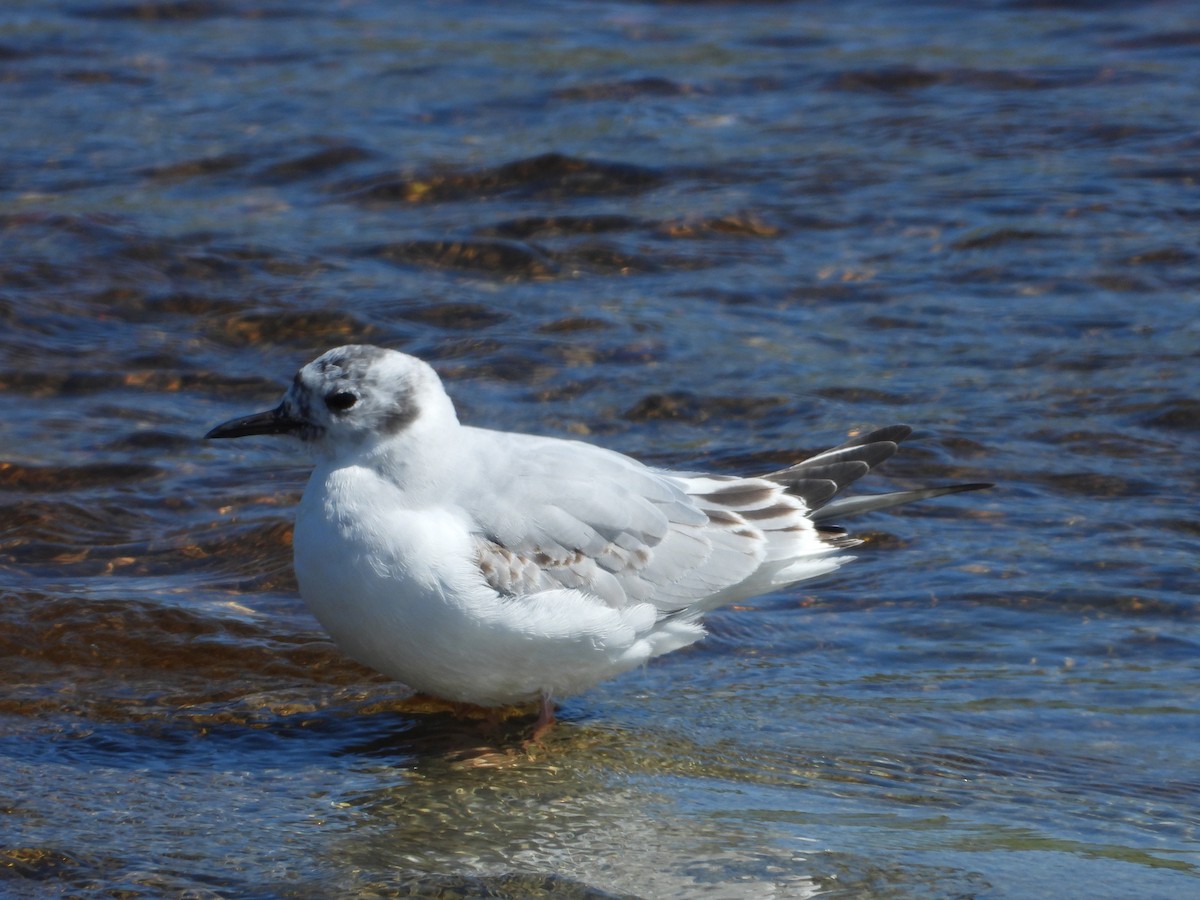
<box><xmin>324</xmin><ymin>697</ymin><xmax>617</xmax><ymax>769</ymax></box>
<box><xmin>334</xmin><ymin>711</ymin><xmax>536</xmax><ymax>764</ymax></box>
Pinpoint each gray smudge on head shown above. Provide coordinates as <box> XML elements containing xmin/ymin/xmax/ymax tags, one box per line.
<box><xmin>292</xmin><ymin>345</ymin><xmax>422</xmax><ymax>439</ymax></box>
<box><xmin>379</xmin><ymin>395</ymin><xmax>420</xmax><ymax>434</ymax></box>
<box><xmin>314</xmin><ymin>344</ymin><xmax>390</xmax><ymax>378</ymax></box>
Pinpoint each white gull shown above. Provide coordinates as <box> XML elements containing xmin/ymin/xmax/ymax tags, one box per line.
<box><xmin>206</xmin><ymin>345</ymin><xmax>989</xmax><ymax>734</ymax></box>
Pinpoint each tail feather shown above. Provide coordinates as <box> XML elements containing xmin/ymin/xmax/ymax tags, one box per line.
<box><xmin>766</xmin><ymin>424</ymin><xmax>990</xmax><ymax>522</ymax></box>
<box><xmin>811</xmin><ymin>483</ymin><xmax>993</xmax><ymax>522</ymax></box>
<box><xmin>766</xmin><ymin>425</ymin><xmax>911</xmax><ymax>509</ymax></box>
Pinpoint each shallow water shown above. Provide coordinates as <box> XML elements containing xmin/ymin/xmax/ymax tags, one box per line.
<box><xmin>2</xmin><ymin>0</ymin><xmax>1198</xmax><ymax>897</ymax></box>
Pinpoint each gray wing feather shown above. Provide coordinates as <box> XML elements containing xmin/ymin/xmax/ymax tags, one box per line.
<box><xmin>464</xmin><ymin>431</ymin><xmax>753</xmax><ymax>611</ymax></box>
<box><xmin>464</xmin><ymin>424</ymin><xmax>988</xmax><ymax>613</ymax></box>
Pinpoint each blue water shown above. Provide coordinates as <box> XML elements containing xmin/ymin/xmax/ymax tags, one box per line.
<box><xmin>1</xmin><ymin>1</ymin><xmax>1197</xmax><ymax>897</ymax></box>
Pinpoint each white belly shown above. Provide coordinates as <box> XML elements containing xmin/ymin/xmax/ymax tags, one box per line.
<box><xmin>291</xmin><ymin>465</ymin><xmax>700</xmax><ymax>705</ymax></box>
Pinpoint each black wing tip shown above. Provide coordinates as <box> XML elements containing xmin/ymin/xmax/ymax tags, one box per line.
<box><xmin>875</xmin><ymin>423</ymin><xmax>913</xmax><ymax>441</ymax></box>
<box><xmin>945</xmin><ymin>482</ymin><xmax>994</xmax><ymax>494</ymax></box>
<box><xmin>809</xmin><ymin>481</ymin><xmax>993</xmax><ymax>522</ymax></box>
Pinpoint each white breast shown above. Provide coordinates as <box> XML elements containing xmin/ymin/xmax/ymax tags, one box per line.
<box><xmin>291</xmin><ymin>462</ymin><xmax>699</xmax><ymax>705</ymax></box>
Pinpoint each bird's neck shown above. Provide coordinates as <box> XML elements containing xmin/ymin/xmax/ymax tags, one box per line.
<box><xmin>331</xmin><ymin>419</ymin><xmax>460</xmax><ymax>500</ymax></box>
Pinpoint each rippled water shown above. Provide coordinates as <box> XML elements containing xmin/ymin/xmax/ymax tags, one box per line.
<box><xmin>2</xmin><ymin>1</ymin><xmax>1198</xmax><ymax>897</ymax></box>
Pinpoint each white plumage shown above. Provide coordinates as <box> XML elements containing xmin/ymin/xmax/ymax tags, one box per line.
<box><xmin>207</xmin><ymin>345</ymin><xmax>988</xmax><ymax>728</ymax></box>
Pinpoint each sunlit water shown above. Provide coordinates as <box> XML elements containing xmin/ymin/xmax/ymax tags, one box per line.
<box><xmin>2</xmin><ymin>1</ymin><xmax>1197</xmax><ymax>897</ymax></box>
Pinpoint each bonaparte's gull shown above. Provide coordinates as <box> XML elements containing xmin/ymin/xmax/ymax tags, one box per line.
<box><xmin>206</xmin><ymin>345</ymin><xmax>989</xmax><ymax>733</ymax></box>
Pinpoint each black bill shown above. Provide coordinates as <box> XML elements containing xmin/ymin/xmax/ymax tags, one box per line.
<box><xmin>205</xmin><ymin>405</ymin><xmax>304</xmax><ymax>440</ymax></box>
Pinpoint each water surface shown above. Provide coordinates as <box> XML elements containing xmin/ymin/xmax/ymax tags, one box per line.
<box><xmin>1</xmin><ymin>1</ymin><xmax>1197</xmax><ymax>897</ymax></box>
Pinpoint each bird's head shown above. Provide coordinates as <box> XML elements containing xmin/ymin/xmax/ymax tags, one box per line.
<box><xmin>205</xmin><ymin>345</ymin><xmax>454</xmax><ymax>455</ymax></box>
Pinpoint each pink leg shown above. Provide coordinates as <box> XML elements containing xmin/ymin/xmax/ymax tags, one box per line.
<box><xmin>529</xmin><ymin>691</ymin><xmax>556</xmax><ymax>743</ymax></box>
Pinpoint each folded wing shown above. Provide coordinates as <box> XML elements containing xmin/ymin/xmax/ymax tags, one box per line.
<box><xmin>461</xmin><ymin>425</ymin><xmax>988</xmax><ymax>615</ymax></box>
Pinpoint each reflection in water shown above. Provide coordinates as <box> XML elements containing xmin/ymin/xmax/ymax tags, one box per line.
<box><xmin>332</xmin><ymin>727</ymin><xmax>823</xmax><ymax>899</ymax></box>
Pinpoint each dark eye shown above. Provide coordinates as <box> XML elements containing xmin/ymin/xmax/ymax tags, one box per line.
<box><xmin>324</xmin><ymin>390</ymin><xmax>357</xmax><ymax>412</ymax></box>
